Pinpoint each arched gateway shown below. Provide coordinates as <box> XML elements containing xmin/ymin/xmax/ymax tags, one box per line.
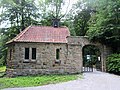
<box><xmin>6</xmin><ymin>26</ymin><xmax>112</xmax><ymax>77</ymax></box>
<box><xmin>67</xmin><ymin>36</ymin><xmax>112</xmax><ymax>72</ymax></box>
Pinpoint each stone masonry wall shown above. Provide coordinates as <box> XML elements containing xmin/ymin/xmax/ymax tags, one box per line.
<box><xmin>6</xmin><ymin>44</ymin><xmax>15</xmax><ymax>77</ymax></box>
<box><xmin>67</xmin><ymin>36</ymin><xmax>112</xmax><ymax>72</ymax></box>
<box><xmin>67</xmin><ymin>44</ymin><xmax>82</xmax><ymax>73</ymax></box>
<box><xmin>6</xmin><ymin>36</ymin><xmax>112</xmax><ymax>77</ymax></box>
<box><xmin>6</xmin><ymin>42</ymin><xmax>83</xmax><ymax>77</ymax></box>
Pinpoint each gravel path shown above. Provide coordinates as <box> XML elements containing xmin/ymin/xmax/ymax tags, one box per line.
<box><xmin>4</xmin><ymin>70</ymin><xmax>120</xmax><ymax>90</ymax></box>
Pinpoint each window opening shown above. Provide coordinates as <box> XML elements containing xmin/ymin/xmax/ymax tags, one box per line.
<box><xmin>32</xmin><ymin>48</ymin><xmax>36</xmax><ymax>59</ymax></box>
<box><xmin>25</xmin><ymin>48</ymin><xmax>29</xmax><ymax>59</ymax></box>
<box><xmin>56</xmin><ymin>49</ymin><xmax>60</xmax><ymax>59</ymax></box>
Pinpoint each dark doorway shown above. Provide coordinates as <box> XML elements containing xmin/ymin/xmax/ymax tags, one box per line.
<box><xmin>82</xmin><ymin>45</ymin><xmax>101</xmax><ymax>72</ymax></box>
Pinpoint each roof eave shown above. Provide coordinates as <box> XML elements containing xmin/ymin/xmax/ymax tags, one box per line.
<box><xmin>8</xmin><ymin>41</ymin><xmax>68</xmax><ymax>44</ymax></box>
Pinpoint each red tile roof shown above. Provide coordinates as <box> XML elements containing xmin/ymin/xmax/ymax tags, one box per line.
<box><xmin>7</xmin><ymin>26</ymin><xmax>70</xmax><ymax>43</ymax></box>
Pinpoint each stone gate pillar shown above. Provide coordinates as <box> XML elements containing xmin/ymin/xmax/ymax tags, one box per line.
<box><xmin>67</xmin><ymin>36</ymin><xmax>83</xmax><ymax>73</ymax></box>
<box><xmin>101</xmin><ymin>45</ymin><xmax>112</xmax><ymax>72</ymax></box>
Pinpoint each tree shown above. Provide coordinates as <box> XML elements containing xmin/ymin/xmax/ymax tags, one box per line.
<box><xmin>0</xmin><ymin>0</ymin><xmax>40</xmax><ymax>32</ymax></box>
<box><xmin>86</xmin><ymin>0</ymin><xmax>120</xmax><ymax>53</ymax></box>
<box><xmin>38</xmin><ymin>0</ymin><xmax>70</xmax><ymax>26</ymax></box>
<box><xmin>106</xmin><ymin>54</ymin><xmax>120</xmax><ymax>75</ymax></box>
<box><xmin>66</xmin><ymin>0</ymin><xmax>93</xmax><ymax>36</ymax></box>
<box><xmin>0</xmin><ymin>0</ymin><xmax>40</xmax><ymax>66</ymax></box>
<box><xmin>73</xmin><ymin>9</ymin><xmax>91</xmax><ymax>36</ymax></box>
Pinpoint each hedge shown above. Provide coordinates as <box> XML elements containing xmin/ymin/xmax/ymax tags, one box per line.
<box><xmin>106</xmin><ymin>54</ymin><xmax>120</xmax><ymax>75</ymax></box>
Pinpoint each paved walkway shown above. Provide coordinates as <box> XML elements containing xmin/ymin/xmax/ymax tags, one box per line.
<box><xmin>4</xmin><ymin>71</ymin><xmax>120</xmax><ymax>90</ymax></box>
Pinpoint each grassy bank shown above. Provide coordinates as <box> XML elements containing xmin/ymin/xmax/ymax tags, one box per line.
<box><xmin>0</xmin><ymin>66</ymin><xmax>81</xmax><ymax>89</ymax></box>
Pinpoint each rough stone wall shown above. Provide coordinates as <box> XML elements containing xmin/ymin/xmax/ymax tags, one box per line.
<box><xmin>67</xmin><ymin>36</ymin><xmax>83</xmax><ymax>73</ymax></box>
<box><xmin>6</xmin><ymin>44</ymin><xmax>15</xmax><ymax>77</ymax></box>
<box><xmin>101</xmin><ymin>45</ymin><xmax>112</xmax><ymax>72</ymax></box>
<box><xmin>6</xmin><ymin>36</ymin><xmax>111</xmax><ymax>77</ymax></box>
<box><xmin>67</xmin><ymin>44</ymin><xmax>82</xmax><ymax>73</ymax></box>
<box><xmin>67</xmin><ymin>36</ymin><xmax>112</xmax><ymax>72</ymax></box>
<box><xmin>6</xmin><ymin>42</ymin><xmax>83</xmax><ymax>77</ymax></box>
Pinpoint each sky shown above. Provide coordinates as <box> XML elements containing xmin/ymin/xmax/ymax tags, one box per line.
<box><xmin>0</xmin><ymin>0</ymin><xmax>79</xmax><ymax>28</ymax></box>
<box><xmin>63</xmin><ymin>0</ymin><xmax>78</xmax><ymax>14</ymax></box>
<box><xmin>64</xmin><ymin>0</ymin><xmax>78</xmax><ymax>9</ymax></box>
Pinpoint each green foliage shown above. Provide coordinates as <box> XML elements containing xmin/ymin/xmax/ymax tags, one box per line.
<box><xmin>0</xmin><ymin>74</ymin><xmax>78</xmax><ymax>89</ymax></box>
<box><xmin>0</xmin><ymin>0</ymin><xmax>40</xmax><ymax>66</ymax></box>
<box><xmin>0</xmin><ymin>66</ymin><xmax>6</xmax><ymax>72</ymax></box>
<box><xmin>86</xmin><ymin>0</ymin><xmax>120</xmax><ymax>52</ymax></box>
<box><xmin>38</xmin><ymin>0</ymin><xmax>65</xmax><ymax>19</ymax></box>
<box><xmin>106</xmin><ymin>54</ymin><xmax>120</xmax><ymax>75</ymax></box>
<box><xmin>38</xmin><ymin>0</ymin><xmax>69</xmax><ymax>26</ymax></box>
<box><xmin>83</xmin><ymin>45</ymin><xmax>100</xmax><ymax>56</ymax></box>
<box><xmin>0</xmin><ymin>32</ymin><xmax>8</xmax><ymax>66</ymax></box>
<box><xmin>83</xmin><ymin>45</ymin><xmax>101</xmax><ymax>68</ymax></box>
<box><xmin>68</xmin><ymin>0</ymin><xmax>92</xmax><ymax>36</ymax></box>
<box><xmin>0</xmin><ymin>66</ymin><xmax>6</xmax><ymax>77</ymax></box>
<box><xmin>0</xmin><ymin>57</ymin><xmax>4</xmax><ymax>66</ymax></box>
<box><xmin>0</xmin><ymin>0</ymin><xmax>40</xmax><ymax>31</ymax></box>
<box><xmin>73</xmin><ymin>9</ymin><xmax>91</xmax><ymax>36</ymax></box>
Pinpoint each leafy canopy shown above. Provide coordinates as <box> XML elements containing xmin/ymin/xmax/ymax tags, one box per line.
<box><xmin>86</xmin><ymin>0</ymin><xmax>120</xmax><ymax>52</ymax></box>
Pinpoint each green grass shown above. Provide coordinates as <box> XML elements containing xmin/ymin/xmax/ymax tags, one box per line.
<box><xmin>0</xmin><ymin>66</ymin><xmax>81</xmax><ymax>89</ymax></box>
<box><xmin>0</xmin><ymin>74</ymin><xmax>79</xmax><ymax>89</ymax></box>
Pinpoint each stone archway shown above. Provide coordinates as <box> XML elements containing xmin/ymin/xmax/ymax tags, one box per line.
<box><xmin>82</xmin><ymin>44</ymin><xmax>101</xmax><ymax>72</ymax></box>
<box><xmin>67</xmin><ymin>36</ymin><xmax>112</xmax><ymax>72</ymax></box>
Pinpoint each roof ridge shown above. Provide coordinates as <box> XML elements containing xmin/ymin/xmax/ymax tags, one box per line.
<box><xmin>31</xmin><ymin>25</ymin><xmax>68</xmax><ymax>28</ymax></box>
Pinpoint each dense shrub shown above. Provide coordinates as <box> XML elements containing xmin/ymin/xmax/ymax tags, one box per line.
<box><xmin>106</xmin><ymin>54</ymin><xmax>120</xmax><ymax>75</ymax></box>
<box><xmin>0</xmin><ymin>57</ymin><xmax>4</xmax><ymax>66</ymax></box>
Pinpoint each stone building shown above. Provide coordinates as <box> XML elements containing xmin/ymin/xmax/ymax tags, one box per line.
<box><xmin>6</xmin><ymin>25</ymin><xmax>111</xmax><ymax>77</ymax></box>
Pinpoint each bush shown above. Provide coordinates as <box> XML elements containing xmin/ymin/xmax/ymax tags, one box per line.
<box><xmin>0</xmin><ymin>56</ymin><xmax>4</xmax><ymax>66</ymax></box>
<box><xmin>106</xmin><ymin>54</ymin><xmax>120</xmax><ymax>75</ymax></box>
